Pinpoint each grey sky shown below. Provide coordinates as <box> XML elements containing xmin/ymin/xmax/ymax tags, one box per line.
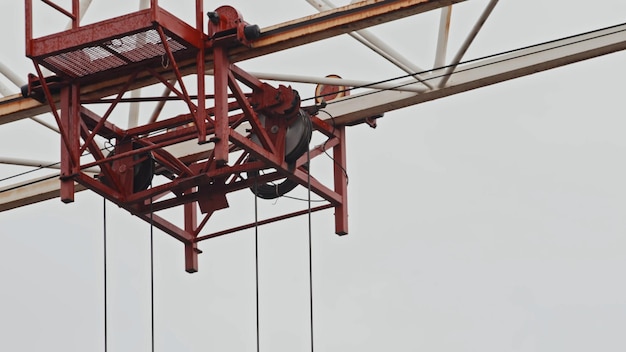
<box><xmin>1</xmin><ymin>1</ymin><xmax>626</xmax><ymax>351</ymax></box>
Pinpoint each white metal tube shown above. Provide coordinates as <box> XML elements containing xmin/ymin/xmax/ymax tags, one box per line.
<box><xmin>64</xmin><ymin>0</ymin><xmax>94</xmax><ymax>29</ymax></box>
<box><xmin>0</xmin><ymin>157</ymin><xmax>61</xmax><ymax>169</ymax></box>
<box><xmin>0</xmin><ymin>67</ymin><xmax>59</xmax><ymax>132</ymax></box>
<box><xmin>127</xmin><ymin>0</ymin><xmax>152</xmax><ymax>128</ymax></box>
<box><xmin>434</xmin><ymin>6</ymin><xmax>452</xmax><ymax>68</ymax></box>
<box><xmin>30</xmin><ymin>117</ymin><xmax>60</xmax><ymax>133</ymax></box>
<box><xmin>438</xmin><ymin>0</ymin><xmax>498</xmax><ymax>87</ymax></box>
<box><xmin>307</xmin><ymin>0</ymin><xmax>432</xmax><ymax>89</ymax></box>
<box><xmin>249</xmin><ymin>71</ymin><xmax>425</xmax><ymax>93</ymax></box>
<box><xmin>349</xmin><ymin>31</ymin><xmax>432</xmax><ymax>89</ymax></box>
<box><xmin>77</xmin><ymin>0</ymin><xmax>94</xmax><ymax>21</ymax></box>
<box><xmin>149</xmin><ymin>81</ymin><xmax>175</xmax><ymax>124</ymax></box>
<box><xmin>0</xmin><ymin>61</ymin><xmax>26</xmax><ymax>88</ymax></box>
<box><xmin>128</xmin><ymin>90</ymin><xmax>141</xmax><ymax>128</ymax></box>
<box><xmin>0</xmin><ymin>80</ymin><xmax>13</xmax><ymax>97</ymax></box>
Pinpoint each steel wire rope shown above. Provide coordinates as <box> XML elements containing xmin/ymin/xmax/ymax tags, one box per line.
<box><xmin>102</xmin><ymin>182</ymin><xmax>156</xmax><ymax>352</ymax></box>
<box><xmin>280</xmin><ymin>194</ymin><xmax>327</xmax><ymax>203</ymax></box>
<box><xmin>254</xmin><ymin>148</ymin><xmax>316</xmax><ymax>351</ymax></box>
<box><xmin>149</xmin><ymin>183</ymin><xmax>155</xmax><ymax>352</ymax></box>
<box><xmin>103</xmin><ymin>197</ymin><xmax>108</xmax><ymax>352</ymax></box>
<box><xmin>0</xmin><ymin>141</ymin><xmax>114</xmax><ymax>185</ymax></box>
<box><xmin>0</xmin><ymin>161</ymin><xmax>62</xmax><ymax>183</ymax></box>
<box><xmin>254</xmin><ymin>175</ymin><xmax>261</xmax><ymax>352</ymax></box>
<box><xmin>306</xmin><ymin>148</ymin><xmax>315</xmax><ymax>352</ymax></box>
<box><xmin>300</xmin><ymin>22</ymin><xmax>626</xmax><ymax>104</ymax></box>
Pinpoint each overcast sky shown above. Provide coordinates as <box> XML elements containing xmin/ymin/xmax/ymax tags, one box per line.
<box><xmin>1</xmin><ymin>1</ymin><xmax>626</xmax><ymax>351</ymax></box>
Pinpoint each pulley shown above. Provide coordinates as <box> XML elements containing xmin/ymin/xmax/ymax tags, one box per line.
<box><xmin>249</xmin><ymin>109</ymin><xmax>312</xmax><ymax>199</ymax></box>
<box><xmin>98</xmin><ymin>143</ymin><xmax>154</xmax><ymax>193</ymax></box>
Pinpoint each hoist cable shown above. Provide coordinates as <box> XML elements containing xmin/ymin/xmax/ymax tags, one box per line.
<box><xmin>103</xmin><ymin>197</ymin><xmax>108</xmax><ymax>352</ymax></box>
<box><xmin>254</xmin><ymin>176</ymin><xmax>260</xmax><ymax>352</ymax></box>
<box><xmin>306</xmin><ymin>148</ymin><xmax>314</xmax><ymax>352</ymax></box>
<box><xmin>150</xmin><ymin>186</ymin><xmax>155</xmax><ymax>352</ymax></box>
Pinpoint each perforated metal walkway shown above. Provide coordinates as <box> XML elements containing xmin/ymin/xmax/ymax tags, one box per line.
<box><xmin>27</xmin><ymin>8</ymin><xmax>203</xmax><ymax>81</ymax></box>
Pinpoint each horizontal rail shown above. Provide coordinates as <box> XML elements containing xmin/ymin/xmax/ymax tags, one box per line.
<box><xmin>195</xmin><ymin>204</ymin><xmax>335</xmax><ymax>241</ymax></box>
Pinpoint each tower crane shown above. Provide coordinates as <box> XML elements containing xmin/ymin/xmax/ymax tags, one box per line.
<box><xmin>1</xmin><ymin>1</ymin><xmax>626</xmax><ymax>350</ymax></box>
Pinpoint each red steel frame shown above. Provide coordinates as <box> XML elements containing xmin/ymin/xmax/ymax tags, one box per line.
<box><xmin>25</xmin><ymin>0</ymin><xmax>348</xmax><ymax>272</ymax></box>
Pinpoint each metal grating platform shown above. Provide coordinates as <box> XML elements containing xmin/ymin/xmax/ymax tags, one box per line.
<box><xmin>27</xmin><ymin>7</ymin><xmax>204</xmax><ymax>81</ymax></box>
<box><xmin>42</xmin><ymin>29</ymin><xmax>189</xmax><ymax>78</ymax></box>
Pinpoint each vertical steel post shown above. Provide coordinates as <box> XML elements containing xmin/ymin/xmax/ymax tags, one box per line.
<box><xmin>150</xmin><ymin>0</ymin><xmax>158</xmax><ymax>19</ymax></box>
<box><xmin>72</xmin><ymin>0</ymin><xmax>79</xmax><ymax>28</ymax></box>
<box><xmin>59</xmin><ymin>86</ymin><xmax>71</xmax><ymax>203</ymax></box>
<box><xmin>25</xmin><ymin>0</ymin><xmax>32</xmax><ymax>57</ymax></box>
<box><xmin>213</xmin><ymin>47</ymin><xmax>229</xmax><ymax>164</ymax></box>
<box><xmin>195</xmin><ymin>0</ymin><xmax>206</xmax><ymax>144</ymax></box>
<box><xmin>184</xmin><ymin>191</ymin><xmax>199</xmax><ymax>273</ymax></box>
<box><xmin>59</xmin><ymin>84</ymin><xmax>80</xmax><ymax>203</ymax></box>
<box><xmin>184</xmin><ymin>242</ymin><xmax>199</xmax><ymax>273</ymax></box>
<box><xmin>71</xmin><ymin>83</ymin><xmax>80</xmax><ymax>174</ymax></box>
<box><xmin>333</xmin><ymin>126</ymin><xmax>348</xmax><ymax>235</ymax></box>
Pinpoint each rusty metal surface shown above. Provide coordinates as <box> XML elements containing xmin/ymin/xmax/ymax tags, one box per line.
<box><xmin>23</xmin><ymin>2</ymin><xmax>351</xmax><ymax>272</ymax></box>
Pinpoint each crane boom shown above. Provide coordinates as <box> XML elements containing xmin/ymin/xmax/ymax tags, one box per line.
<box><xmin>0</xmin><ymin>0</ymin><xmax>463</xmax><ymax>125</ymax></box>
<box><xmin>2</xmin><ymin>22</ymin><xmax>625</xmax><ymax>212</ymax></box>
<box><xmin>325</xmin><ymin>23</ymin><xmax>626</xmax><ymax>126</ymax></box>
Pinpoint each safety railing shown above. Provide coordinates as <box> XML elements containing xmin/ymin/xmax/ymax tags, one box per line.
<box><xmin>25</xmin><ymin>0</ymin><xmax>202</xmax><ymax>58</ymax></box>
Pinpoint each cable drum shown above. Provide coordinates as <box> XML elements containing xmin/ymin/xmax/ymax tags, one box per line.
<box><xmin>248</xmin><ymin>109</ymin><xmax>312</xmax><ymax>199</ymax></box>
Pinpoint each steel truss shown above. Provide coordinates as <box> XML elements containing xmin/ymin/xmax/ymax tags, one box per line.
<box><xmin>25</xmin><ymin>0</ymin><xmax>348</xmax><ymax>272</ymax></box>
